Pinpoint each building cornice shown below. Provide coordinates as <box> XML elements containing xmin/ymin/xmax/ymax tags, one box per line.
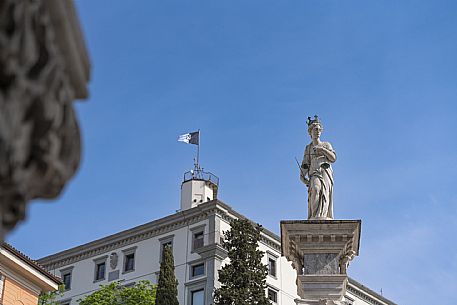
<box><xmin>38</xmin><ymin>202</ymin><xmax>218</xmax><ymax>269</ymax></box>
<box><xmin>347</xmin><ymin>277</ymin><xmax>397</xmax><ymax>305</ymax></box>
<box><xmin>214</xmin><ymin>200</ymin><xmax>282</xmax><ymax>252</ymax></box>
<box><xmin>38</xmin><ymin>200</ymin><xmax>283</xmax><ymax>269</ymax></box>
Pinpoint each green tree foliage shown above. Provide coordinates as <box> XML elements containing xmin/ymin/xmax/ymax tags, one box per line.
<box><xmin>156</xmin><ymin>245</ymin><xmax>179</xmax><ymax>305</ymax></box>
<box><xmin>77</xmin><ymin>280</ymin><xmax>156</xmax><ymax>305</ymax></box>
<box><xmin>38</xmin><ymin>291</ymin><xmax>59</xmax><ymax>305</ymax></box>
<box><xmin>38</xmin><ymin>285</ymin><xmax>64</xmax><ymax>305</ymax></box>
<box><xmin>214</xmin><ymin>218</ymin><xmax>271</xmax><ymax>305</ymax></box>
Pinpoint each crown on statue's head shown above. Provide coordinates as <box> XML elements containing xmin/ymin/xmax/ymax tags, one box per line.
<box><xmin>307</xmin><ymin>115</ymin><xmax>323</xmax><ymax>134</ymax></box>
<box><xmin>307</xmin><ymin>115</ymin><xmax>320</xmax><ymax>126</ymax></box>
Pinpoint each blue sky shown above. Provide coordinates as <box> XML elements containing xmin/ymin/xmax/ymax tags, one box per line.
<box><xmin>8</xmin><ymin>1</ymin><xmax>457</xmax><ymax>304</ymax></box>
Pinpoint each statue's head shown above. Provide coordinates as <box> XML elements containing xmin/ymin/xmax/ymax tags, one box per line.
<box><xmin>307</xmin><ymin>115</ymin><xmax>323</xmax><ymax>138</ymax></box>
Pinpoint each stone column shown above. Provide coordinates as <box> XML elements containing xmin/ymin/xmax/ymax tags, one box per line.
<box><xmin>0</xmin><ymin>0</ymin><xmax>90</xmax><ymax>239</ymax></box>
<box><xmin>281</xmin><ymin>220</ymin><xmax>361</xmax><ymax>305</ymax></box>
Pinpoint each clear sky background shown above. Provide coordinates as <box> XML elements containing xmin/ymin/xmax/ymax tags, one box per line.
<box><xmin>8</xmin><ymin>1</ymin><xmax>457</xmax><ymax>304</ymax></box>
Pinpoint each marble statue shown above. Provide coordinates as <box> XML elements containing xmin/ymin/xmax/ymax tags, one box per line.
<box><xmin>300</xmin><ymin>116</ymin><xmax>336</xmax><ymax>220</ymax></box>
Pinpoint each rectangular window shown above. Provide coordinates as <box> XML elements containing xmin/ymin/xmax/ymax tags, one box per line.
<box><xmin>268</xmin><ymin>257</ymin><xmax>276</xmax><ymax>277</ymax></box>
<box><xmin>93</xmin><ymin>256</ymin><xmax>108</xmax><ymax>282</ymax></box>
<box><xmin>191</xmin><ymin>289</ymin><xmax>204</xmax><ymax>305</ymax></box>
<box><xmin>160</xmin><ymin>242</ymin><xmax>173</xmax><ymax>261</ymax></box>
<box><xmin>122</xmin><ymin>246</ymin><xmax>137</xmax><ymax>274</ymax></box>
<box><xmin>63</xmin><ymin>273</ymin><xmax>72</xmax><ymax>290</ymax></box>
<box><xmin>267</xmin><ymin>252</ymin><xmax>278</xmax><ymax>278</ymax></box>
<box><xmin>124</xmin><ymin>253</ymin><xmax>135</xmax><ymax>272</ymax></box>
<box><xmin>191</xmin><ymin>263</ymin><xmax>205</xmax><ymax>278</ymax></box>
<box><xmin>59</xmin><ymin>267</ymin><xmax>74</xmax><ymax>291</ymax></box>
<box><xmin>268</xmin><ymin>288</ymin><xmax>277</xmax><ymax>303</ymax></box>
<box><xmin>159</xmin><ymin>235</ymin><xmax>174</xmax><ymax>262</ymax></box>
<box><xmin>193</xmin><ymin>231</ymin><xmax>204</xmax><ymax>250</ymax></box>
<box><xmin>95</xmin><ymin>262</ymin><xmax>106</xmax><ymax>281</ymax></box>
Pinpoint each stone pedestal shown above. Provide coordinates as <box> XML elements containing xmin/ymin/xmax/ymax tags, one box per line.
<box><xmin>280</xmin><ymin>220</ymin><xmax>361</xmax><ymax>305</ymax></box>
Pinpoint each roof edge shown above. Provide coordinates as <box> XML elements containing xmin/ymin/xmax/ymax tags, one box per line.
<box><xmin>1</xmin><ymin>242</ymin><xmax>62</xmax><ymax>286</ymax></box>
<box><xmin>348</xmin><ymin>277</ymin><xmax>397</xmax><ymax>305</ymax></box>
<box><xmin>37</xmin><ymin>200</ymin><xmax>282</xmax><ymax>268</ymax></box>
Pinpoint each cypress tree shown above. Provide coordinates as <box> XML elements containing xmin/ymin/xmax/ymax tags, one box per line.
<box><xmin>214</xmin><ymin>218</ymin><xmax>271</xmax><ymax>305</ymax></box>
<box><xmin>156</xmin><ymin>245</ymin><xmax>179</xmax><ymax>305</ymax></box>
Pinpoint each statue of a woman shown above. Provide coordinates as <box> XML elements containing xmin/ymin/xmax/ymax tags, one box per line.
<box><xmin>300</xmin><ymin>116</ymin><xmax>337</xmax><ymax>220</ymax></box>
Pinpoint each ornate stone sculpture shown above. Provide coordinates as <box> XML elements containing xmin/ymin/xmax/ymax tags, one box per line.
<box><xmin>110</xmin><ymin>252</ymin><xmax>118</xmax><ymax>270</ymax></box>
<box><xmin>0</xmin><ymin>0</ymin><xmax>90</xmax><ymax>239</ymax></box>
<box><xmin>300</xmin><ymin>116</ymin><xmax>336</xmax><ymax>220</ymax></box>
<box><xmin>281</xmin><ymin>220</ymin><xmax>361</xmax><ymax>305</ymax></box>
<box><xmin>281</xmin><ymin>119</ymin><xmax>361</xmax><ymax>304</ymax></box>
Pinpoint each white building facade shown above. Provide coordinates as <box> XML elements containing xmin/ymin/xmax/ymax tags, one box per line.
<box><xmin>38</xmin><ymin>172</ymin><xmax>395</xmax><ymax>305</ymax></box>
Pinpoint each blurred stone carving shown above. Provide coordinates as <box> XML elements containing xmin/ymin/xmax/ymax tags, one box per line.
<box><xmin>0</xmin><ymin>0</ymin><xmax>90</xmax><ymax>239</ymax></box>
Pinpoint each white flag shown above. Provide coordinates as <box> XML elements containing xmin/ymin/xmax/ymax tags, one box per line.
<box><xmin>178</xmin><ymin>133</ymin><xmax>191</xmax><ymax>143</ymax></box>
<box><xmin>177</xmin><ymin>131</ymin><xmax>199</xmax><ymax>145</ymax></box>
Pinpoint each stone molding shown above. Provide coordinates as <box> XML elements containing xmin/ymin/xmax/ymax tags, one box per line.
<box><xmin>281</xmin><ymin>220</ymin><xmax>361</xmax><ymax>273</ymax></box>
<box><xmin>281</xmin><ymin>220</ymin><xmax>361</xmax><ymax>303</ymax></box>
<box><xmin>194</xmin><ymin>243</ymin><xmax>228</xmax><ymax>261</ymax></box>
<box><xmin>296</xmin><ymin>274</ymin><xmax>347</xmax><ymax>303</ymax></box>
<box><xmin>38</xmin><ymin>200</ymin><xmax>277</xmax><ymax>269</ymax></box>
<box><xmin>39</xmin><ymin>206</ymin><xmax>213</xmax><ymax>269</ymax></box>
<box><xmin>346</xmin><ymin>278</ymin><xmax>397</xmax><ymax>305</ymax></box>
<box><xmin>0</xmin><ymin>0</ymin><xmax>90</xmax><ymax>239</ymax></box>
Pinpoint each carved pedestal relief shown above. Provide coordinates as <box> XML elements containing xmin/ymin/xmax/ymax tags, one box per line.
<box><xmin>281</xmin><ymin>220</ymin><xmax>361</xmax><ymax>305</ymax></box>
<box><xmin>303</xmin><ymin>253</ymin><xmax>339</xmax><ymax>275</ymax></box>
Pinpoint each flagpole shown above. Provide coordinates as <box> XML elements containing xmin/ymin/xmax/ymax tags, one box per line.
<box><xmin>197</xmin><ymin>129</ymin><xmax>200</xmax><ymax>169</ymax></box>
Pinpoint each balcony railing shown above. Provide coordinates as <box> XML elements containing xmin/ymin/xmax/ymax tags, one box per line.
<box><xmin>183</xmin><ymin>169</ymin><xmax>219</xmax><ymax>186</ymax></box>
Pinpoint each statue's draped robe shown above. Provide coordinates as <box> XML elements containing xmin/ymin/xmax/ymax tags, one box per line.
<box><xmin>302</xmin><ymin>142</ymin><xmax>335</xmax><ymax>219</ymax></box>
